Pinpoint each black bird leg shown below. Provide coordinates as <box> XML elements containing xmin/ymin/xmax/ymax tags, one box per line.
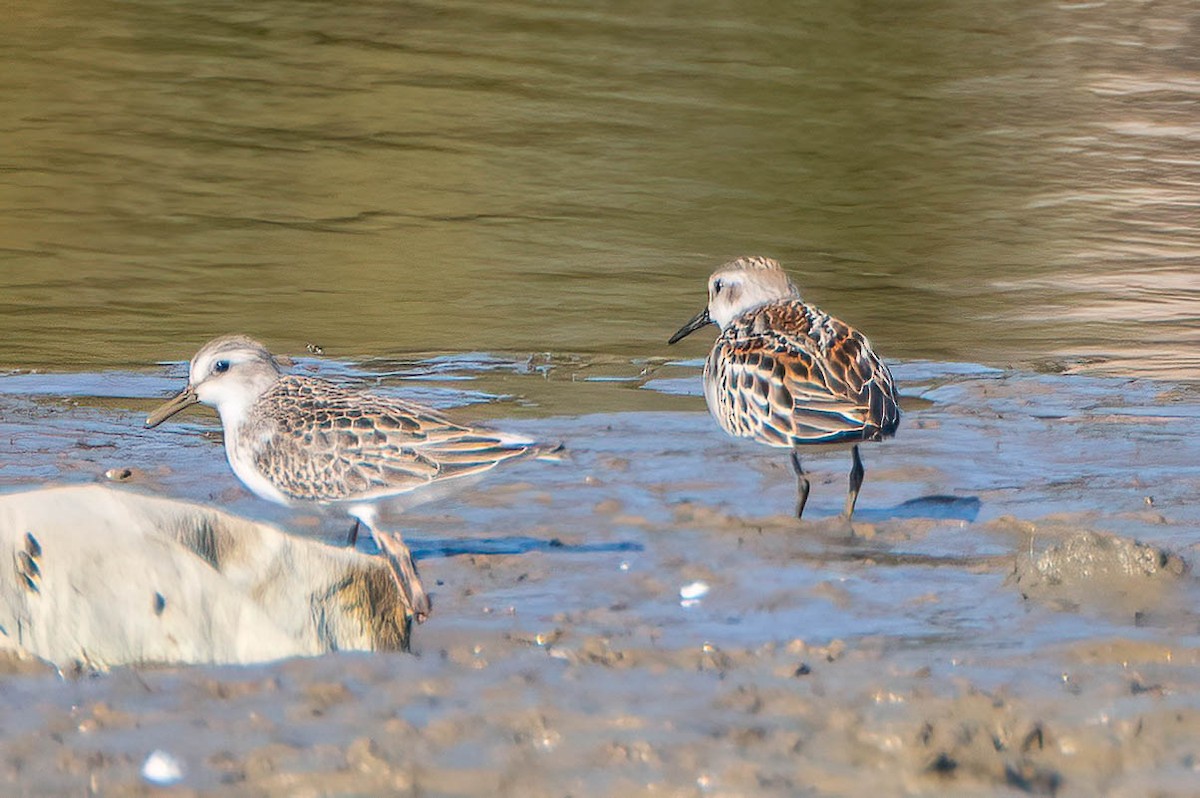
<box><xmin>346</xmin><ymin>519</ymin><xmax>360</xmax><ymax>547</ymax></box>
<box><xmin>790</xmin><ymin>449</ymin><xmax>811</xmax><ymax>520</ymax></box>
<box><xmin>843</xmin><ymin>445</ymin><xmax>865</xmax><ymax>519</ymax></box>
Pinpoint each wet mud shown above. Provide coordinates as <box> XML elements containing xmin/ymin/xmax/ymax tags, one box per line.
<box><xmin>1</xmin><ymin>358</ymin><xmax>1199</xmax><ymax>796</ymax></box>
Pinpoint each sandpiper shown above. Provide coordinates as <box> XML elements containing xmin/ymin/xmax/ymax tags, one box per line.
<box><xmin>145</xmin><ymin>334</ymin><xmax>558</xmax><ymax>622</ymax></box>
<box><xmin>669</xmin><ymin>256</ymin><xmax>900</xmax><ymax>520</ymax></box>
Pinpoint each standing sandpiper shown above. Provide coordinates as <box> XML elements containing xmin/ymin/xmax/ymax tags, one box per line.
<box><xmin>668</xmin><ymin>257</ymin><xmax>900</xmax><ymax>519</ymax></box>
<box><xmin>146</xmin><ymin>334</ymin><xmax>558</xmax><ymax>622</ymax></box>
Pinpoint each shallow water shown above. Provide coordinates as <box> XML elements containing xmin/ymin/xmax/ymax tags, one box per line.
<box><xmin>3</xmin><ymin>355</ymin><xmax>1199</xmax><ymax>652</ymax></box>
<box><xmin>3</xmin><ymin>0</ymin><xmax>1200</xmax><ymax>794</ymax></box>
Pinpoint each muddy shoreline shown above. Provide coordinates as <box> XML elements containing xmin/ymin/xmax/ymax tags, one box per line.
<box><xmin>2</xmin><ymin>360</ymin><xmax>1200</xmax><ymax>795</ymax></box>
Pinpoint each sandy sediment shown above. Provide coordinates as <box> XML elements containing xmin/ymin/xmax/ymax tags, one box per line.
<box><xmin>2</xmin><ymin>614</ymin><xmax>1199</xmax><ymax>796</ymax></box>
<box><xmin>1</xmin><ymin>504</ymin><xmax>1196</xmax><ymax>796</ymax></box>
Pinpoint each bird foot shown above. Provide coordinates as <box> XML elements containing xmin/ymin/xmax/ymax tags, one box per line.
<box><xmin>373</xmin><ymin>529</ymin><xmax>432</xmax><ymax>623</ymax></box>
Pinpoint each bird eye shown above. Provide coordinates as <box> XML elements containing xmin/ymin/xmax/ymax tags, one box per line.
<box><xmin>213</xmin><ymin>360</ymin><xmax>230</xmax><ymax>374</ymax></box>
<box><xmin>713</xmin><ymin>279</ymin><xmax>724</xmax><ymax>293</ymax></box>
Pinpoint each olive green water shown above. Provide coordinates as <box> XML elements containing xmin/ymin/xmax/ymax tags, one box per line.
<box><xmin>5</xmin><ymin>5</ymin><xmax>1200</xmax><ymax>796</ymax></box>
<box><xmin>3</xmin><ymin>0</ymin><xmax>1198</xmax><ymax>378</ymax></box>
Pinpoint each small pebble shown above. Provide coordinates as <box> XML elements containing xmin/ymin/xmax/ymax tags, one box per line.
<box><xmin>142</xmin><ymin>749</ymin><xmax>185</xmax><ymax>785</ymax></box>
<box><xmin>680</xmin><ymin>581</ymin><xmax>710</xmax><ymax>607</ymax></box>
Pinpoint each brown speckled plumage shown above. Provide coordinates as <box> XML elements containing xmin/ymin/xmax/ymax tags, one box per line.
<box><xmin>669</xmin><ymin>256</ymin><xmax>901</xmax><ymax>519</ymax></box>
<box><xmin>705</xmin><ymin>301</ymin><xmax>900</xmax><ymax>448</ymax></box>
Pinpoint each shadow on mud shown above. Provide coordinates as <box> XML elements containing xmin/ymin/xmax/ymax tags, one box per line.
<box><xmin>411</xmin><ymin>536</ymin><xmax>644</xmax><ymax>559</ymax></box>
<box><xmin>854</xmin><ymin>495</ymin><xmax>982</xmax><ymax>523</ymax></box>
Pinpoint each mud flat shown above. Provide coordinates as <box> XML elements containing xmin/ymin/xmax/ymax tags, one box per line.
<box><xmin>1</xmin><ymin>360</ymin><xmax>1199</xmax><ymax>795</ymax></box>
<box><xmin>5</xmin><ymin>619</ymin><xmax>1200</xmax><ymax>796</ymax></box>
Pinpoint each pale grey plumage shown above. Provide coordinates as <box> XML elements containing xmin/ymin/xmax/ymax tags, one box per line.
<box><xmin>240</xmin><ymin>375</ymin><xmax>547</xmax><ymax>504</ymax></box>
<box><xmin>146</xmin><ymin>334</ymin><xmax>557</xmax><ymax>622</ymax></box>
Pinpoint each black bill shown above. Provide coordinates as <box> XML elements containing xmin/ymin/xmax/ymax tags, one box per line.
<box><xmin>667</xmin><ymin>308</ymin><xmax>712</xmax><ymax>344</ymax></box>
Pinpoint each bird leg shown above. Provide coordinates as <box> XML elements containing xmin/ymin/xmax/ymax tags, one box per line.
<box><xmin>370</xmin><ymin>527</ymin><xmax>431</xmax><ymax>624</ymax></box>
<box><xmin>790</xmin><ymin>449</ymin><xmax>811</xmax><ymax>520</ymax></box>
<box><xmin>346</xmin><ymin>519</ymin><xmax>360</xmax><ymax>547</ymax></box>
<box><xmin>843</xmin><ymin>444</ymin><xmax>865</xmax><ymax>520</ymax></box>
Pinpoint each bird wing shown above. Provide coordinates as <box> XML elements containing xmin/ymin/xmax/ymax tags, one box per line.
<box><xmin>247</xmin><ymin>376</ymin><xmax>544</xmax><ymax>502</ymax></box>
<box><xmin>707</xmin><ymin>302</ymin><xmax>900</xmax><ymax>446</ymax></box>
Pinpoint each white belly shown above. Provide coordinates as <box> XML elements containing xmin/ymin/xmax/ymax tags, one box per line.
<box><xmin>222</xmin><ymin>421</ymin><xmax>292</xmax><ymax>507</ymax></box>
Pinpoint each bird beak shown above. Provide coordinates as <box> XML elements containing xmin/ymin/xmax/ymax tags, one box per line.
<box><xmin>668</xmin><ymin>308</ymin><xmax>712</xmax><ymax>344</ymax></box>
<box><xmin>145</xmin><ymin>385</ymin><xmax>199</xmax><ymax>428</ymax></box>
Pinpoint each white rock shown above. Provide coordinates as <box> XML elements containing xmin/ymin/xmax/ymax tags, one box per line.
<box><xmin>0</xmin><ymin>485</ymin><xmax>412</xmax><ymax>669</ymax></box>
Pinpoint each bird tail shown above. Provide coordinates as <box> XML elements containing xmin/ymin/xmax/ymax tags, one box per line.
<box><xmin>488</xmin><ymin>431</ymin><xmax>567</xmax><ymax>462</ymax></box>
<box><xmin>533</xmin><ymin>441</ymin><xmax>567</xmax><ymax>462</ymax></box>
